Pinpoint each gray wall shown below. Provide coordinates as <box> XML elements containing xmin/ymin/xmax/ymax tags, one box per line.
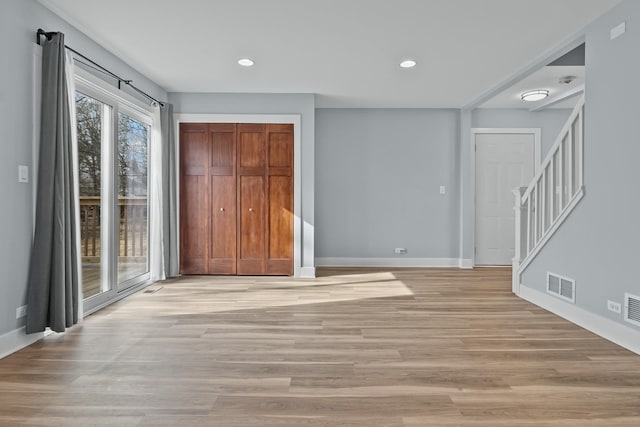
<box><xmin>168</xmin><ymin>92</ymin><xmax>316</xmax><ymax>270</ymax></box>
<box><xmin>521</xmin><ymin>0</ymin><xmax>640</xmax><ymax>330</ymax></box>
<box><xmin>0</xmin><ymin>0</ymin><xmax>166</xmax><ymax>337</ymax></box>
<box><xmin>315</xmin><ymin>109</ymin><xmax>459</xmax><ymax>259</ymax></box>
<box><xmin>472</xmin><ymin>108</ymin><xmax>572</xmax><ymax>159</ymax></box>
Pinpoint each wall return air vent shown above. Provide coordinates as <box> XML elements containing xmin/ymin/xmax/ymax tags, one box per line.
<box><xmin>547</xmin><ymin>272</ymin><xmax>575</xmax><ymax>303</ymax></box>
<box><xmin>624</xmin><ymin>293</ymin><xmax>640</xmax><ymax>327</ymax></box>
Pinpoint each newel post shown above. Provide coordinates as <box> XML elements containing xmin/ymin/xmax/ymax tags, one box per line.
<box><xmin>512</xmin><ymin>187</ymin><xmax>527</xmax><ymax>294</ymax></box>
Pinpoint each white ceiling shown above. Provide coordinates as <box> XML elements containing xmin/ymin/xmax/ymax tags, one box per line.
<box><xmin>38</xmin><ymin>0</ymin><xmax>618</xmax><ymax>108</ymax></box>
<box><xmin>481</xmin><ymin>65</ymin><xmax>584</xmax><ymax>109</ymax></box>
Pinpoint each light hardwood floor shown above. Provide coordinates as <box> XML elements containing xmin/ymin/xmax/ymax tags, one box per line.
<box><xmin>2</xmin><ymin>268</ymin><xmax>640</xmax><ymax>426</ymax></box>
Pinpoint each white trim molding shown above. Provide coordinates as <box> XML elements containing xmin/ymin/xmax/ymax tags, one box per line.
<box><xmin>530</xmin><ymin>84</ymin><xmax>584</xmax><ymax>112</ymax></box>
<box><xmin>316</xmin><ymin>258</ymin><xmax>463</xmax><ymax>268</ymax></box>
<box><xmin>174</xmin><ymin>113</ymin><xmax>310</xmax><ymax>278</ymax></box>
<box><xmin>472</xmin><ymin>128</ymin><xmax>542</xmax><ymax>171</ymax></box>
<box><xmin>459</xmin><ymin>259</ymin><xmax>474</xmax><ymax>269</ymax></box>
<box><xmin>300</xmin><ymin>267</ymin><xmax>316</xmax><ymax>278</ymax></box>
<box><xmin>520</xmin><ymin>284</ymin><xmax>640</xmax><ymax>356</ymax></box>
<box><xmin>0</xmin><ymin>328</ymin><xmax>45</xmax><ymax>360</ymax></box>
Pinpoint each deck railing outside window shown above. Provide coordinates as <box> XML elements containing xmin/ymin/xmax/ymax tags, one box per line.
<box><xmin>79</xmin><ymin>197</ymin><xmax>148</xmax><ymax>261</ymax></box>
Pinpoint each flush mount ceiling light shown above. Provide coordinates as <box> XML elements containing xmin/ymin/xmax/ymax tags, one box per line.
<box><xmin>521</xmin><ymin>89</ymin><xmax>549</xmax><ymax>102</ymax></box>
<box><xmin>399</xmin><ymin>59</ymin><xmax>417</xmax><ymax>68</ymax></box>
<box><xmin>238</xmin><ymin>58</ymin><xmax>255</xmax><ymax>67</ymax></box>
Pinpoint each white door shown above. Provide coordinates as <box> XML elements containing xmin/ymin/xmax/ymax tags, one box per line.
<box><xmin>475</xmin><ymin>133</ymin><xmax>535</xmax><ymax>265</ymax></box>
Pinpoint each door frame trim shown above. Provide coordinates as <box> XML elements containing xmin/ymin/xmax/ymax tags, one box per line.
<box><xmin>471</xmin><ymin>128</ymin><xmax>541</xmax><ymax>267</ymax></box>
<box><xmin>175</xmin><ymin>114</ymin><xmax>302</xmax><ymax>277</ymax></box>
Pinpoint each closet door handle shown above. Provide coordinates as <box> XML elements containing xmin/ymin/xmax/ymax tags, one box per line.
<box><xmin>219</xmin><ymin>208</ymin><xmax>225</xmax><ymax>212</ymax></box>
<box><xmin>249</xmin><ymin>208</ymin><xmax>254</xmax><ymax>212</ymax></box>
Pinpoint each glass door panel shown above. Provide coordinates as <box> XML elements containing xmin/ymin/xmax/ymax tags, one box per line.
<box><xmin>117</xmin><ymin>112</ymin><xmax>150</xmax><ymax>286</ymax></box>
<box><xmin>76</xmin><ymin>92</ymin><xmax>110</xmax><ymax>299</ymax></box>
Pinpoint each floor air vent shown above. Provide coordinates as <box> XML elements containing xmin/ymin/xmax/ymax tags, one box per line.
<box><xmin>624</xmin><ymin>293</ymin><xmax>640</xmax><ymax>327</ymax></box>
<box><xmin>547</xmin><ymin>272</ymin><xmax>575</xmax><ymax>303</ymax></box>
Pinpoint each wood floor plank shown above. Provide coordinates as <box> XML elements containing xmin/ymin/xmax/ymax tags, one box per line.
<box><xmin>1</xmin><ymin>267</ymin><xmax>639</xmax><ymax>426</ymax></box>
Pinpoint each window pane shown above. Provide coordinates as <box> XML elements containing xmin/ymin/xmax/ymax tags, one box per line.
<box><xmin>76</xmin><ymin>92</ymin><xmax>105</xmax><ymax>299</ymax></box>
<box><xmin>117</xmin><ymin>112</ymin><xmax>150</xmax><ymax>284</ymax></box>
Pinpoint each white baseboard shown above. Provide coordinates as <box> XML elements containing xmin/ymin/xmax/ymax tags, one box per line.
<box><xmin>519</xmin><ymin>284</ymin><xmax>640</xmax><ymax>355</ymax></box>
<box><xmin>299</xmin><ymin>266</ymin><xmax>316</xmax><ymax>278</ymax></box>
<box><xmin>0</xmin><ymin>327</ymin><xmax>44</xmax><ymax>360</ymax></box>
<box><xmin>459</xmin><ymin>259</ymin><xmax>473</xmax><ymax>269</ymax></box>
<box><xmin>315</xmin><ymin>257</ymin><xmax>462</xmax><ymax>268</ymax></box>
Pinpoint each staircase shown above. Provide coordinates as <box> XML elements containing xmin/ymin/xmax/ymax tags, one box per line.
<box><xmin>512</xmin><ymin>95</ymin><xmax>585</xmax><ymax>293</ymax></box>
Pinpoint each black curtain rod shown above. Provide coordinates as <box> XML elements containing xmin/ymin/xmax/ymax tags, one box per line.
<box><xmin>37</xmin><ymin>29</ymin><xmax>165</xmax><ymax>107</ymax></box>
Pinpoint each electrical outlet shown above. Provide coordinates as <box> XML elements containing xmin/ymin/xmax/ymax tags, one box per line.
<box><xmin>395</xmin><ymin>248</ymin><xmax>407</xmax><ymax>254</ymax></box>
<box><xmin>607</xmin><ymin>300</ymin><xmax>622</xmax><ymax>314</ymax></box>
<box><xmin>16</xmin><ymin>305</ymin><xmax>27</xmax><ymax>319</ymax></box>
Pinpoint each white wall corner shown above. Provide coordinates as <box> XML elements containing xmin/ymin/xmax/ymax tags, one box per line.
<box><xmin>459</xmin><ymin>259</ymin><xmax>474</xmax><ymax>269</ymax></box>
<box><xmin>0</xmin><ymin>327</ymin><xmax>44</xmax><ymax>360</ymax></box>
<box><xmin>300</xmin><ymin>266</ymin><xmax>316</xmax><ymax>278</ymax></box>
<box><xmin>519</xmin><ymin>284</ymin><xmax>640</xmax><ymax>356</ymax></box>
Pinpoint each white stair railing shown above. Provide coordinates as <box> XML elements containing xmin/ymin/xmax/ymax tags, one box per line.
<box><xmin>513</xmin><ymin>95</ymin><xmax>585</xmax><ymax>289</ymax></box>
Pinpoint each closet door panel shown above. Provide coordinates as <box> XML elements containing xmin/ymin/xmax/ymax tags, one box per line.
<box><xmin>208</xmin><ymin>124</ymin><xmax>237</xmax><ymax>274</ymax></box>
<box><xmin>180</xmin><ymin>124</ymin><xmax>209</xmax><ymax>274</ymax></box>
<box><xmin>267</xmin><ymin>176</ymin><xmax>293</xmax><ymax>274</ymax></box>
<box><xmin>210</xmin><ymin>124</ymin><xmax>235</xmax><ymax>174</ymax></box>
<box><xmin>210</xmin><ymin>175</ymin><xmax>236</xmax><ymax>274</ymax></box>
<box><xmin>268</xmin><ymin>131</ymin><xmax>293</xmax><ymax>168</ymax></box>
<box><xmin>237</xmin><ymin>124</ymin><xmax>267</xmax><ymax>275</ymax></box>
<box><xmin>238</xmin><ymin>124</ymin><xmax>266</xmax><ymax>170</ymax></box>
<box><xmin>237</xmin><ymin>175</ymin><xmax>265</xmax><ymax>275</ymax></box>
<box><xmin>181</xmin><ymin>176</ymin><xmax>207</xmax><ymax>274</ymax></box>
<box><xmin>266</xmin><ymin>125</ymin><xmax>294</xmax><ymax>275</ymax></box>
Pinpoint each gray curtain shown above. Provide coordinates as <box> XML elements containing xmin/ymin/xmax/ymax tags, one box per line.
<box><xmin>26</xmin><ymin>33</ymin><xmax>79</xmax><ymax>334</ymax></box>
<box><xmin>160</xmin><ymin>103</ymin><xmax>179</xmax><ymax>277</ymax></box>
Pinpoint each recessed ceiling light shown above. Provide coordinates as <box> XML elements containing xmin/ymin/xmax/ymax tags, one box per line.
<box><xmin>400</xmin><ymin>60</ymin><xmax>417</xmax><ymax>68</ymax></box>
<box><xmin>238</xmin><ymin>58</ymin><xmax>255</xmax><ymax>67</ymax></box>
<box><xmin>521</xmin><ymin>89</ymin><xmax>549</xmax><ymax>102</ymax></box>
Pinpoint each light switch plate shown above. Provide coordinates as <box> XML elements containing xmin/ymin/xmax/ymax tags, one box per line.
<box><xmin>18</xmin><ymin>165</ymin><xmax>29</xmax><ymax>183</ymax></box>
<box><xmin>439</xmin><ymin>186</ymin><xmax>446</xmax><ymax>194</ymax></box>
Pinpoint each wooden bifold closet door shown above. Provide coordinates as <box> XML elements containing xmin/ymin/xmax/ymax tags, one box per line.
<box><xmin>180</xmin><ymin>123</ymin><xmax>293</xmax><ymax>276</ymax></box>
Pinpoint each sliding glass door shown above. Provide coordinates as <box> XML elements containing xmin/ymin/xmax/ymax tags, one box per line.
<box><xmin>75</xmin><ymin>72</ymin><xmax>153</xmax><ymax>312</ymax></box>
<box><xmin>76</xmin><ymin>92</ymin><xmax>111</xmax><ymax>299</ymax></box>
<box><xmin>117</xmin><ymin>112</ymin><xmax>150</xmax><ymax>288</ymax></box>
